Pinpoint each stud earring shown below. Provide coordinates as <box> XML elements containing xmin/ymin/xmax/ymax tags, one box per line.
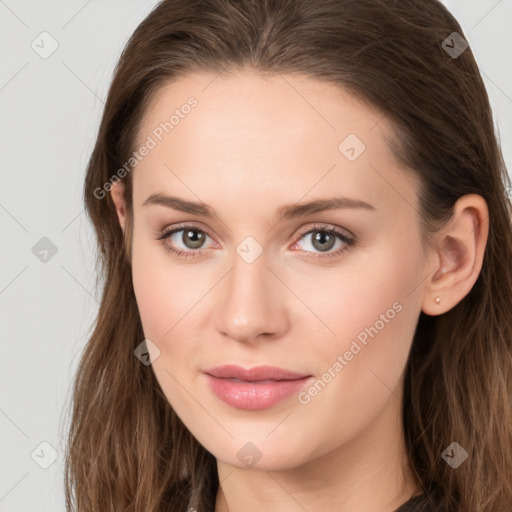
<box><xmin>434</xmin><ymin>296</ymin><xmax>441</xmax><ymax>304</ymax></box>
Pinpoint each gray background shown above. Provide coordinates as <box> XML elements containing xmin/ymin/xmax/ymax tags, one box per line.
<box><xmin>1</xmin><ymin>1</ymin><xmax>511</xmax><ymax>510</ymax></box>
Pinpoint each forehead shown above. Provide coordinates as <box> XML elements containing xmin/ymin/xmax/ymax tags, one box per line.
<box><xmin>136</xmin><ymin>69</ymin><xmax>388</xmax><ymax>148</ymax></box>
<box><xmin>132</xmin><ymin>70</ymin><xmax>419</xmax><ymax>218</ymax></box>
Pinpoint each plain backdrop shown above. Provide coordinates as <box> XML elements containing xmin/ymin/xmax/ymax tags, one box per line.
<box><xmin>1</xmin><ymin>1</ymin><xmax>511</xmax><ymax>510</ymax></box>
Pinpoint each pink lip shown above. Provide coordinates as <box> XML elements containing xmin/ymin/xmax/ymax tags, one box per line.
<box><xmin>203</xmin><ymin>365</ymin><xmax>312</xmax><ymax>410</ymax></box>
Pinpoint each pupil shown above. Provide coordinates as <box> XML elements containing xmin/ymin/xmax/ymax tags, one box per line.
<box><xmin>184</xmin><ymin>230</ymin><xmax>204</xmax><ymax>248</ymax></box>
<box><xmin>313</xmin><ymin>231</ymin><xmax>335</xmax><ymax>252</ymax></box>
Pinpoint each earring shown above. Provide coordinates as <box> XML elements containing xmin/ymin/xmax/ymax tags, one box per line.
<box><xmin>434</xmin><ymin>296</ymin><xmax>441</xmax><ymax>304</ymax></box>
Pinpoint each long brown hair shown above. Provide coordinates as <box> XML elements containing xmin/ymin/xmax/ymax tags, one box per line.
<box><xmin>65</xmin><ymin>0</ymin><xmax>512</xmax><ymax>510</ymax></box>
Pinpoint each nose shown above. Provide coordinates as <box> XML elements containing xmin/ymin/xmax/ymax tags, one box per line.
<box><xmin>214</xmin><ymin>250</ymin><xmax>290</xmax><ymax>344</ymax></box>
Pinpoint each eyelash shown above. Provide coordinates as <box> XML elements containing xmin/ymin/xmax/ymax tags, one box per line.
<box><xmin>155</xmin><ymin>223</ymin><xmax>356</xmax><ymax>261</ymax></box>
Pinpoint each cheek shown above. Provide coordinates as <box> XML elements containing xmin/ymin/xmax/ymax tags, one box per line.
<box><xmin>308</xmin><ymin>236</ymin><xmax>420</xmax><ymax>344</ymax></box>
<box><xmin>285</xmin><ymin>242</ymin><xmax>422</xmax><ymax>456</ymax></box>
<box><xmin>309</xmin><ymin>235</ymin><xmax>424</xmax><ymax>402</ymax></box>
<box><xmin>130</xmin><ymin>236</ymin><xmax>204</xmax><ymax>414</ymax></box>
<box><xmin>131</xmin><ymin>229</ymin><xmax>205</xmax><ymax>341</ymax></box>
<box><xmin>131</xmin><ymin>241</ymin><xmax>173</xmax><ymax>341</ymax></box>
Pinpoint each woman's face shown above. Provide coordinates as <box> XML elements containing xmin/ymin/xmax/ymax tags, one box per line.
<box><xmin>122</xmin><ymin>70</ymin><xmax>431</xmax><ymax>470</ymax></box>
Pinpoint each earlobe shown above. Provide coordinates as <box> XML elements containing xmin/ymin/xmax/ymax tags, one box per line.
<box><xmin>110</xmin><ymin>180</ymin><xmax>127</xmax><ymax>232</ymax></box>
<box><xmin>421</xmin><ymin>194</ymin><xmax>489</xmax><ymax>316</ymax></box>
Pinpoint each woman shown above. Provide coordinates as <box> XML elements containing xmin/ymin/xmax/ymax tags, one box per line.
<box><xmin>65</xmin><ymin>0</ymin><xmax>512</xmax><ymax>511</ymax></box>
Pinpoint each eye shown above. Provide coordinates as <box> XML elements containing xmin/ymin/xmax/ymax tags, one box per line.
<box><xmin>156</xmin><ymin>225</ymin><xmax>215</xmax><ymax>260</ymax></box>
<box><xmin>155</xmin><ymin>223</ymin><xmax>356</xmax><ymax>261</ymax></box>
<box><xmin>291</xmin><ymin>224</ymin><xmax>355</xmax><ymax>260</ymax></box>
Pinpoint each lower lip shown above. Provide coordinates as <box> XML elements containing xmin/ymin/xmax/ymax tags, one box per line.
<box><xmin>204</xmin><ymin>374</ymin><xmax>312</xmax><ymax>410</ymax></box>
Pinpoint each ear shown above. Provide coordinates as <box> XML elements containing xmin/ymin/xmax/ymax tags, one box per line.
<box><xmin>110</xmin><ymin>180</ymin><xmax>127</xmax><ymax>233</ymax></box>
<box><xmin>421</xmin><ymin>194</ymin><xmax>489</xmax><ymax>316</ymax></box>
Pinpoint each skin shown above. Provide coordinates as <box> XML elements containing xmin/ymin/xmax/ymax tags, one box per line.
<box><xmin>111</xmin><ymin>70</ymin><xmax>488</xmax><ymax>512</ymax></box>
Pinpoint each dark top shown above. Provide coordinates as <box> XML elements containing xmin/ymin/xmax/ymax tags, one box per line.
<box><xmin>394</xmin><ymin>493</ymin><xmax>432</xmax><ymax>512</ymax></box>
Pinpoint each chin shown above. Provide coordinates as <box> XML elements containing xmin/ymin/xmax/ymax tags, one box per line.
<box><xmin>205</xmin><ymin>435</ymin><xmax>315</xmax><ymax>472</ymax></box>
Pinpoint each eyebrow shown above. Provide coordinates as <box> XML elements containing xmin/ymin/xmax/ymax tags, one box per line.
<box><xmin>142</xmin><ymin>193</ymin><xmax>376</xmax><ymax>220</ymax></box>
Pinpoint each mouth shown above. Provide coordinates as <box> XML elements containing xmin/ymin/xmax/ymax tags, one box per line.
<box><xmin>203</xmin><ymin>365</ymin><xmax>313</xmax><ymax>410</ymax></box>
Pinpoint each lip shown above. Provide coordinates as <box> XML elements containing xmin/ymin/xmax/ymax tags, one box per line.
<box><xmin>203</xmin><ymin>365</ymin><xmax>312</xmax><ymax>410</ymax></box>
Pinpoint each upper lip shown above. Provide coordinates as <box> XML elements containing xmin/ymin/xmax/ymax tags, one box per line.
<box><xmin>204</xmin><ymin>364</ymin><xmax>310</xmax><ymax>381</ymax></box>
